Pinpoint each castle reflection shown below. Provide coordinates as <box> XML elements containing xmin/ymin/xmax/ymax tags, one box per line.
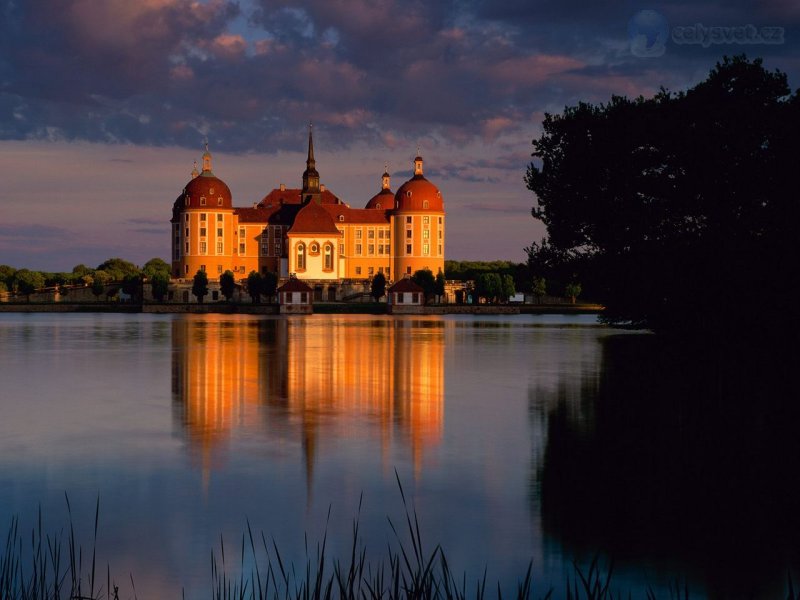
<box><xmin>171</xmin><ymin>315</ymin><xmax>444</xmax><ymax>489</ymax></box>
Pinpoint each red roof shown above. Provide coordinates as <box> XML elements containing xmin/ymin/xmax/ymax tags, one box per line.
<box><xmin>278</xmin><ymin>278</ymin><xmax>313</xmax><ymax>292</ymax></box>
<box><xmin>388</xmin><ymin>278</ymin><xmax>424</xmax><ymax>293</ymax></box>
<box><xmin>365</xmin><ymin>188</ymin><xmax>394</xmax><ymax>209</ymax></box>
<box><xmin>259</xmin><ymin>188</ymin><xmax>342</xmax><ymax>207</ymax></box>
<box><xmin>289</xmin><ymin>201</ymin><xmax>342</xmax><ymax>234</ymax></box>
<box><xmin>322</xmin><ymin>204</ymin><xmax>389</xmax><ymax>224</ymax></box>
<box><xmin>173</xmin><ymin>173</ymin><xmax>233</xmax><ymax>213</ymax></box>
<box><xmin>234</xmin><ymin>205</ymin><xmax>279</xmax><ymax>223</ymax></box>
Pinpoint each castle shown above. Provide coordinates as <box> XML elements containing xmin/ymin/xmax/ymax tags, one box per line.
<box><xmin>171</xmin><ymin>129</ymin><xmax>445</xmax><ymax>295</ymax></box>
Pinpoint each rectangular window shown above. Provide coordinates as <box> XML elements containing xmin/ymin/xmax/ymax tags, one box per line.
<box><xmin>339</xmin><ymin>244</ymin><xmax>344</xmax><ymax>255</ymax></box>
<box><xmin>200</xmin><ymin>198</ymin><xmax>206</xmax><ymax>206</ymax></box>
<box><xmin>275</xmin><ymin>242</ymin><xmax>281</xmax><ymax>255</ymax></box>
<box><xmin>406</xmin><ymin>229</ymin><xmax>412</xmax><ymax>238</ymax></box>
<box><xmin>355</xmin><ymin>266</ymin><xmax>362</xmax><ymax>275</ymax></box>
<box><xmin>412</xmin><ymin>293</ymin><xmax>419</xmax><ymax>303</ymax></box>
<box><xmin>185</xmin><ymin>228</ymin><xmax>189</xmax><ymax>238</ymax></box>
<box><xmin>239</xmin><ymin>243</ymin><xmax>246</xmax><ymax>255</ymax></box>
<box><xmin>355</xmin><ymin>244</ymin><xmax>362</xmax><ymax>255</ymax></box>
<box><xmin>355</xmin><ymin>229</ymin><xmax>362</xmax><ymax>239</ymax></box>
<box><xmin>385</xmin><ymin>230</ymin><xmax>390</xmax><ymax>239</ymax></box>
<box><xmin>200</xmin><ymin>213</ymin><xmax>207</xmax><ymax>222</ymax></box>
<box><xmin>438</xmin><ymin>230</ymin><xmax>442</xmax><ymax>239</ymax></box>
<box><xmin>406</xmin><ymin>216</ymin><xmax>412</xmax><ymax>224</ymax></box>
<box><xmin>239</xmin><ymin>227</ymin><xmax>245</xmax><ymax>239</ymax></box>
<box><xmin>301</xmin><ymin>292</ymin><xmax>307</xmax><ymax>303</ymax></box>
<box><xmin>200</xmin><ymin>241</ymin><xmax>207</xmax><ymax>254</ymax></box>
<box><xmin>216</xmin><ymin>241</ymin><xmax>223</xmax><ymax>254</ymax></box>
<box><xmin>217</xmin><ymin>228</ymin><xmax>223</xmax><ymax>237</ymax></box>
<box><xmin>368</xmin><ymin>267</ymin><xmax>374</xmax><ymax>275</ymax></box>
<box><xmin>406</xmin><ymin>244</ymin><xmax>412</xmax><ymax>254</ymax></box>
<box><xmin>185</xmin><ymin>242</ymin><xmax>189</xmax><ymax>253</ymax></box>
<box><xmin>184</xmin><ymin>214</ymin><xmax>189</xmax><ymax>222</ymax></box>
<box><xmin>200</xmin><ymin>228</ymin><xmax>207</xmax><ymax>237</ymax></box>
<box><xmin>438</xmin><ymin>217</ymin><xmax>442</xmax><ymax>224</ymax></box>
<box><xmin>384</xmin><ymin>244</ymin><xmax>391</xmax><ymax>254</ymax></box>
<box><xmin>423</xmin><ymin>229</ymin><xmax>430</xmax><ymax>239</ymax></box>
<box><xmin>217</xmin><ymin>214</ymin><xmax>223</xmax><ymax>222</ymax></box>
<box><xmin>378</xmin><ymin>245</ymin><xmax>384</xmax><ymax>255</ymax></box>
<box><xmin>378</xmin><ymin>230</ymin><xmax>384</xmax><ymax>239</ymax></box>
<box><xmin>423</xmin><ymin>216</ymin><xmax>429</xmax><ymax>225</ymax></box>
<box><xmin>438</xmin><ymin>244</ymin><xmax>443</xmax><ymax>255</ymax></box>
<box><xmin>368</xmin><ymin>229</ymin><xmax>375</xmax><ymax>239</ymax></box>
<box><xmin>217</xmin><ymin>198</ymin><xmax>222</xmax><ymax>206</ymax></box>
<box><xmin>397</xmin><ymin>293</ymin><xmax>403</xmax><ymax>303</ymax></box>
<box><xmin>423</xmin><ymin>243</ymin><xmax>429</xmax><ymax>256</ymax></box>
<box><xmin>368</xmin><ymin>244</ymin><xmax>375</xmax><ymax>255</ymax></box>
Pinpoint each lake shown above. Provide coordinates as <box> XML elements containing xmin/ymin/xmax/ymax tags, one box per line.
<box><xmin>0</xmin><ymin>313</ymin><xmax>796</xmax><ymax>598</ymax></box>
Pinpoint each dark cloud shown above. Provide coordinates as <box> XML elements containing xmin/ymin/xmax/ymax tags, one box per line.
<box><xmin>0</xmin><ymin>0</ymin><xmax>798</xmax><ymax>152</ymax></box>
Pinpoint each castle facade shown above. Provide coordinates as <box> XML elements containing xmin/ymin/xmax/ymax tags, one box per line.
<box><xmin>171</xmin><ymin>130</ymin><xmax>445</xmax><ymax>287</ymax></box>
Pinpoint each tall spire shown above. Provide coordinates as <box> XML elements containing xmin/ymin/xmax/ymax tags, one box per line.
<box><xmin>302</xmin><ymin>122</ymin><xmax>320</xmax><ymax>195</ymax></box>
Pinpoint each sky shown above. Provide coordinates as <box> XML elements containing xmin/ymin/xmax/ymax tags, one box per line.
<box><xmin>1</xmin><ymin>0</ymin><xmax>798</xmax><ymax>271</ymax></box>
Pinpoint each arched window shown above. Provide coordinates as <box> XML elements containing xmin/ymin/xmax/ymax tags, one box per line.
<box><xmin>423</xmin><ymin>200</ymin><xmax>429</xmax><ymax>209</ymax></box>
<box><xmin>296</xmin><ymin>243</ymin><xmax>306</xmax><ymax>270</ymax></box>
<box><xmin>324</xmin><ymin>244</ymin><xmax>333</xmax><ymax>270</ymax></box>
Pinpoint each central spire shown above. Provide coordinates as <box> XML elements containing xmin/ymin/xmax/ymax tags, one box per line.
<box><xmin>302</xmin><ymin>122</ymin><xmax>320</xmax><ymax>196</ymax></box>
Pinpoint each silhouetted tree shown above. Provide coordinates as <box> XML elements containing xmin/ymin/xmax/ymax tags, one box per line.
<box><xmin>14</xmin><ymin>269</ymin><xmax>44</xmax><ymax>301</ymax></box>
<box><xmin>412</xmin><ymin>269</ymin><xmax>436</xmax><ymax>300</ymax></box>
<box><xmin>121</xmin><ymin>274</ymin><xmax>142</xmax><ymax>301</ymax></box>
<box><xmin>143</xmin><ymin>258</ymin><xmax>170</xmax><ymax>280</ymax></box>
<box><xmin>96</xmin><ymin>258</ymin><xmax>140</xmax><ymax>282</ymax></box>
<box><xmin>526</xmin><ymin>55</ymin><xmax>799</xmax><ymax>337</ymax></box>
<box><xmin>246</xmin><ymin>271</ymin><xmax>262</xmax><ymax>303</ymax></box>
<box><xmin>475</xmin><ymin>273</ymin><xmax>502</xmax><ymax>303</ymax></box>
<box><xmin>434</xmin><ymin>271</ymin><xmax>446</xmax><ymax>303</ymax></box>
<box><xmin>371</xmin><ymin>272</ymin><xmax>386</xmax><ymax>301</ymax></box>
<box><xmin>219</xmin><ymin>270</ymin><xmax>236</xmax><ymax>301</ymax></box>
<box><xmin>150</xmin><ymin>272</ymin><xmax>169</xmax><ymax>302</ymax></box>
<box><xmin>501</xmin><ymin>274</ymin><xmax>516</xmax><ymax>302</ymax></box>
<box><xmin>192</xmin><ymin>270</ymin><xmax>209</xmax><ymax>303</ymax></box>
<box><xmin>262</xmin><ymin>272</ymin><xmax>278</xmax><ymax>303</ymax></box>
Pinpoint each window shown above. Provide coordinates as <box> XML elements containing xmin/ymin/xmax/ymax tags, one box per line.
<box><xmin>339</xmin><ymin>215</ymin><xmax>344</xmax><ymax>222</ymax></box>
<box><xmin>239</xmin><ymin>242</ymin><xmax>246</xmax><ymax>254</ymax></box>
<box><xmin>184</xmin><ymin>265</ymin><xmax>189</xmax><ymax>274</ymax></box>
<box><xmin>384</xmin><ymin>244</ymin><xmax>391</xmax><ymax>254</ymax></box>
<box><xmin>355</xmin><ymin>266</ymin><xmax>361</xmax><ymax>275</ymax></box>
<box><xmin>378</xmin><ymin>230</ymin><xmax>384</xmax><ymax>239</ymax></box>
<box><xmin>397</xmin><ymin>292</ymin><xmax>404</xmax><ymax>304</ymax></box>
<box><xmin>438</xmin><ymin>230</ymin><xmax>443</xmax><ymax>239</ymax></box>
<box><xmin>423</xmin><ymin>244</ymin><xmax>429</xmax><ymax>256</ymax></box>
<box><xmin>355</xmin><ymin>244</ymin><xmax>362</xmax><ymax>255</ymax></box>
<box><xmin>406</xmin><ymin>244</ymin><xmax>412</xmax><ymax>254</ymax></box>
<box><xmin>355</xmin><ymin>229</ymin><xmax>362</xmax><ymax>239</ymax></box>
<box><xmin>310</xmin><ymin>243</ymin><xmax>319</xmax><ymax>254</ymax></box>
<box><xmin>438</xmin><ymin>244</ymin><xmax>443</xmax><ymax>255</ymax></box>
<box><xmin>406</xmin><ymin>230</ymin><xmax>412</xmax><ymax>238</ymax></box>
<box><xmin>423</xmin><ymin>229</ymin><xmax>430</xmax><ymax>239</ymax></box>
<box><xmin>385</xmin><ymin>230</ymin><xmax>390</xmax><ymax>239</ymax></box>
<box><xmin>423</xmin><ymin>216</ymin><xmax>429</xmax><ymax>225</ymax></box>
<box><xmin>324</xmin><ymin>245</ymin><xmax>333</xmax><ymax>270</ymax></box>
<box><xmin>368</xmin><ymin>244</ymin><xmax>374</xmax><ymax>255</ymax></box>
<box><xmin>216</xmin><ymin>241</ymin><xmax>223</xmax><ymax>254</ymax></box>
<box><xmin>200</xmin><ymin>228</ymin><xmax>207</xmax><ymax>237</ymax></box>
<box><xmin>217</xmin><ymin>197</ymin><xmax>223</xmax><ymax>206</ymax></box>
<box><xmin>406</xmin><ymin>216</ymin><xmax>412</xmax><ymax>224</ymax></box>
<box><xmin>378</xmin><ymin>245</ymin><xmax>384</xmax><ymax>255</ymax></box>
<box><xmin>297</xmin><ymin>244</ymin><xmax>306</xmax><ymax>270</ymax></box>
<box><xmin>368</xmin><ymin>229</ymin><xmax>375</xmax><ymax>239</ymax></box>
<box><xmin>368</xmin><ymin>267</ymin><xmax>374</xmax><ymax>275</ymax></box>
<box><xmin>185</xmin><ymin>242</ymin><xmax>189</xmax><ymax>253</ymax></box>
<box><xmin>217</xmin><ymin>265</ymin><xmax>223</xmax><ymax>274</ymax></box>
<box><xmin>185</xmin><ymin>228</ymin><xmax>189</xmax><ymax>237</ymax></box>
<box><xmin>339</xmin><ymin>244</ymin><xmax>344</xmax><ymax>255</ymax></box>
<box><xmin>423</xmin><ymin>201</ymin><xmax>429</xmax><ymax>209</ymax></box>
<box><xmin>184</xmin><ymin>213</ymin><xmax>189</xmax><ymax>222</ymax></box>
<box><xmin>200</xmin><ymin>197</ymin><xmax>206</xmax><ymax>206</ymax></box>
<box><xmin>217</xmin><ymin>214</ymin><xmax>223</xmax><ymax>222</ymax></box>
<box><xmin>200</xmin><ymin>241</ymin><xmax>207</xmax><ymax>254</ymax></box>
<box><xmin>438</xmin><ymin>217</ymin><xmax>443</xmax><ymax>224</ymax></box>
<box><xmin>406</xmin><ymin>266</ymin><xmax>412</xmax><ymax>274</ymax></box>
<box><xmin>200</xmin><ymin>264</ymin><xmax>206</xmax><ymax>272</ymax></box>
<box><xmin>300</xmin><ymin>292</ymin><xmax>308</xmax><ymax>303</ymax></box>
<box><xmin>275</xmin><ymin>242</ymin><xmax>281</xmax><ymax>255</ymax></box>
<box><xmin>412</xmin><ymin>293</ymin><xmax>419</xmax><ymax>303</ymax></box>
<box><xmin>260</xmin><ymin>236</ymin><xmax>269</xmax><ymax>256</ymax></box>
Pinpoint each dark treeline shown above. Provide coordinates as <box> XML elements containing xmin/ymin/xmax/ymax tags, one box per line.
<box><xmin>526</xmin><ymin>55</ymin><xmax>800</xmax><ymax>340</ymax></box>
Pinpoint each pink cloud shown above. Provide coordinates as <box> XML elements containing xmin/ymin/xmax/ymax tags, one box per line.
<box><xmin>481</xmin><ymin>116</ymin><xmax>515</xmax><ymax>142</ymax></box>
<box><xmin>488</xmin><ymin>54</ymin><xmax>585</xmax><ymax>86</ymax></box>
<box><xmin>209</xmin><ymin>33</ymin><xmax>247</xmax><ymax>59</ymax></box>
<box><xmin>170</xmin><ymin>64</ymin><xmax>194</xmax><ymax>81</ymax></box>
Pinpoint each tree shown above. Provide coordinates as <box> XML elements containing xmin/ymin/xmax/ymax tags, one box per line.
<box><xmin>371</xmin><ymin>272</ymin><xmax>386</xmax><ymax>301</ymax></box>
<box><xmin>526</xmin><ymin>56</ymin><xmax>799</xmax><ymax>336</ymax></box>
<box><xmin>219</xmin><ymin>270</ymin><xmax>236</xmax><ymax>301</ymax></box>
<box><xmin>500</xmin><ymin>274</ymin><xmax>516</xmax><ymax>302</ymax></box>
<box><xmin>121</xmin><ymin>274</ymin><xmax>142</xmax><ymax>301</ymax></box>
<box><xmin>411</xmin><ymin>269</ymin><xmax>436</xmax><ymax>300</ymax></box>
<box><xmin>533</xmin><ymin>277</ymin><xmax>547</xmax><ymax>300</ymax></box>
<box><xmin>475</xmin><ymin>273</ymin><xmax>502</xmax><ymax>303</ymax></box>
<box><xmin>150</xmin><ymin>272</ymin><xmax>169</xmax><ymax>302</ymax></box>
<box><xmin>192</xmin><ymin>270</ymin><xmax>209</xmax><ymax>303</ymax></box>
<box><xmin>91</xmin><ymin>277</ymin><xmax>106</xmax><ymax>299</ymax></box>
<box><xmin>434</xmin><ymin>271</ymin><xmax>446</xmax><ymax>303</ymax></box>
<box><xmin>13</xmin><ymin>269</ymin><xmax>44</xmax><ymax>301</ymax></box>
<box><xmin>0</xmin><ymin>265</ymin><xmax>16</xmax><ymax>290</ymax></box>
<box><xmin>564</xmin><ymin>282</ymin><xmax>582</xmax><ymax>304</ymax></box>
<box><xmin>262</xmin><ymin>272</ymin><xmax>278</xmax><ymax>303</ymax></box>
<box><xmin>143</xmin><ymin>258</ymin><xmax>171</xmax><ymax>281</ymax></box>
<box><xmin>246</xmin><ymin>271</ymin><xmax>262</xmax><ymax>303</ymax></box>
<box><xmin>96</xmin><ymin>258</ymin><xmax>140</xmax><ymax>282</ymax></box>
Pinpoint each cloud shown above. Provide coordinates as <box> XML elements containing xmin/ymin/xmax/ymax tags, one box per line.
<box><xmin>0</xmin><ymin>224</ymin><xmax>72</xmax><ymax>239</ymax></box>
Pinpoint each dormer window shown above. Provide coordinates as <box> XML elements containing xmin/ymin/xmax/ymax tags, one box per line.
<box><xmin>339</xmin><ymin>215</ymin><xmax>344</xmax><ymax>222</ymax></box>
<box><xmin>200</xmin><ymin>196</ymin><xmax>206</xmax><ymax>206</ymax></box>
<box><xmin>217</xmin><ymin>197</ymin><xmax>223</xmax><ymax>206</ymax></box>
<box><xmin>406</xmin><ymin>191</ymin><xmax>412</xmax><ymax>198</ymax></box>
<box><xmin>423</xmin><ymin>200</ymin><xmax>429</xmax><ymax>209</ymax></box>
<box><xmin>376</xmin><ymin>203</ymin><xmax>381</xmax><ymax>209</ymax></box>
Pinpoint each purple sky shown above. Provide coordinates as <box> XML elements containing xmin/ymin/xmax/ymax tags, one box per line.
<box><xmin>1</xmin><ymin>0</ymin><xmax>798</xmax><ymax>271</ymax></box>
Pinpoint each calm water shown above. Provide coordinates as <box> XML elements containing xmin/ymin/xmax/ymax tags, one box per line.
<box><xmin>0</xmin><ymin>313</ymin><xmax>796</xmax><ymax>598</ymax></box>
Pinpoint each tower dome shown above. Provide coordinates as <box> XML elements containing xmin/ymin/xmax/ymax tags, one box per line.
<box><xmin>173</xmin><ymin>145</ymin><xmax>233</xmax><ymax>211</ymax></box>
<box><xmin>394</xmin><ymin>155</ymin><xmax>444</xmax><ymax>212</ymax></box>
<box><xmin>366</xmin><ymin>169</ymin><xmax>393</xmax><ymax>209</ymax></box>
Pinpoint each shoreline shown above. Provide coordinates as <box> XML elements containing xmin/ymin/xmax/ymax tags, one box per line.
<box><xmin>0</xmin><ymin>302</ymin><xmax>603</xmax><ymax>315</ymax></box>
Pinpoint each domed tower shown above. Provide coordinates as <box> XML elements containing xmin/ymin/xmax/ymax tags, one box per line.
<box><xmin>391</xmin><ymin>154</ymin><xmax>445</xmax><ymax>278</ymax></box>
<box><xmin>365</xmin><ymin>168</ymin><xmax>393</xmax><ymax>210</ymax></box>
<box><xmin>170</xmin><ymin>144</ymin><xmax>235</xmax><ymax>279</ymax></box>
